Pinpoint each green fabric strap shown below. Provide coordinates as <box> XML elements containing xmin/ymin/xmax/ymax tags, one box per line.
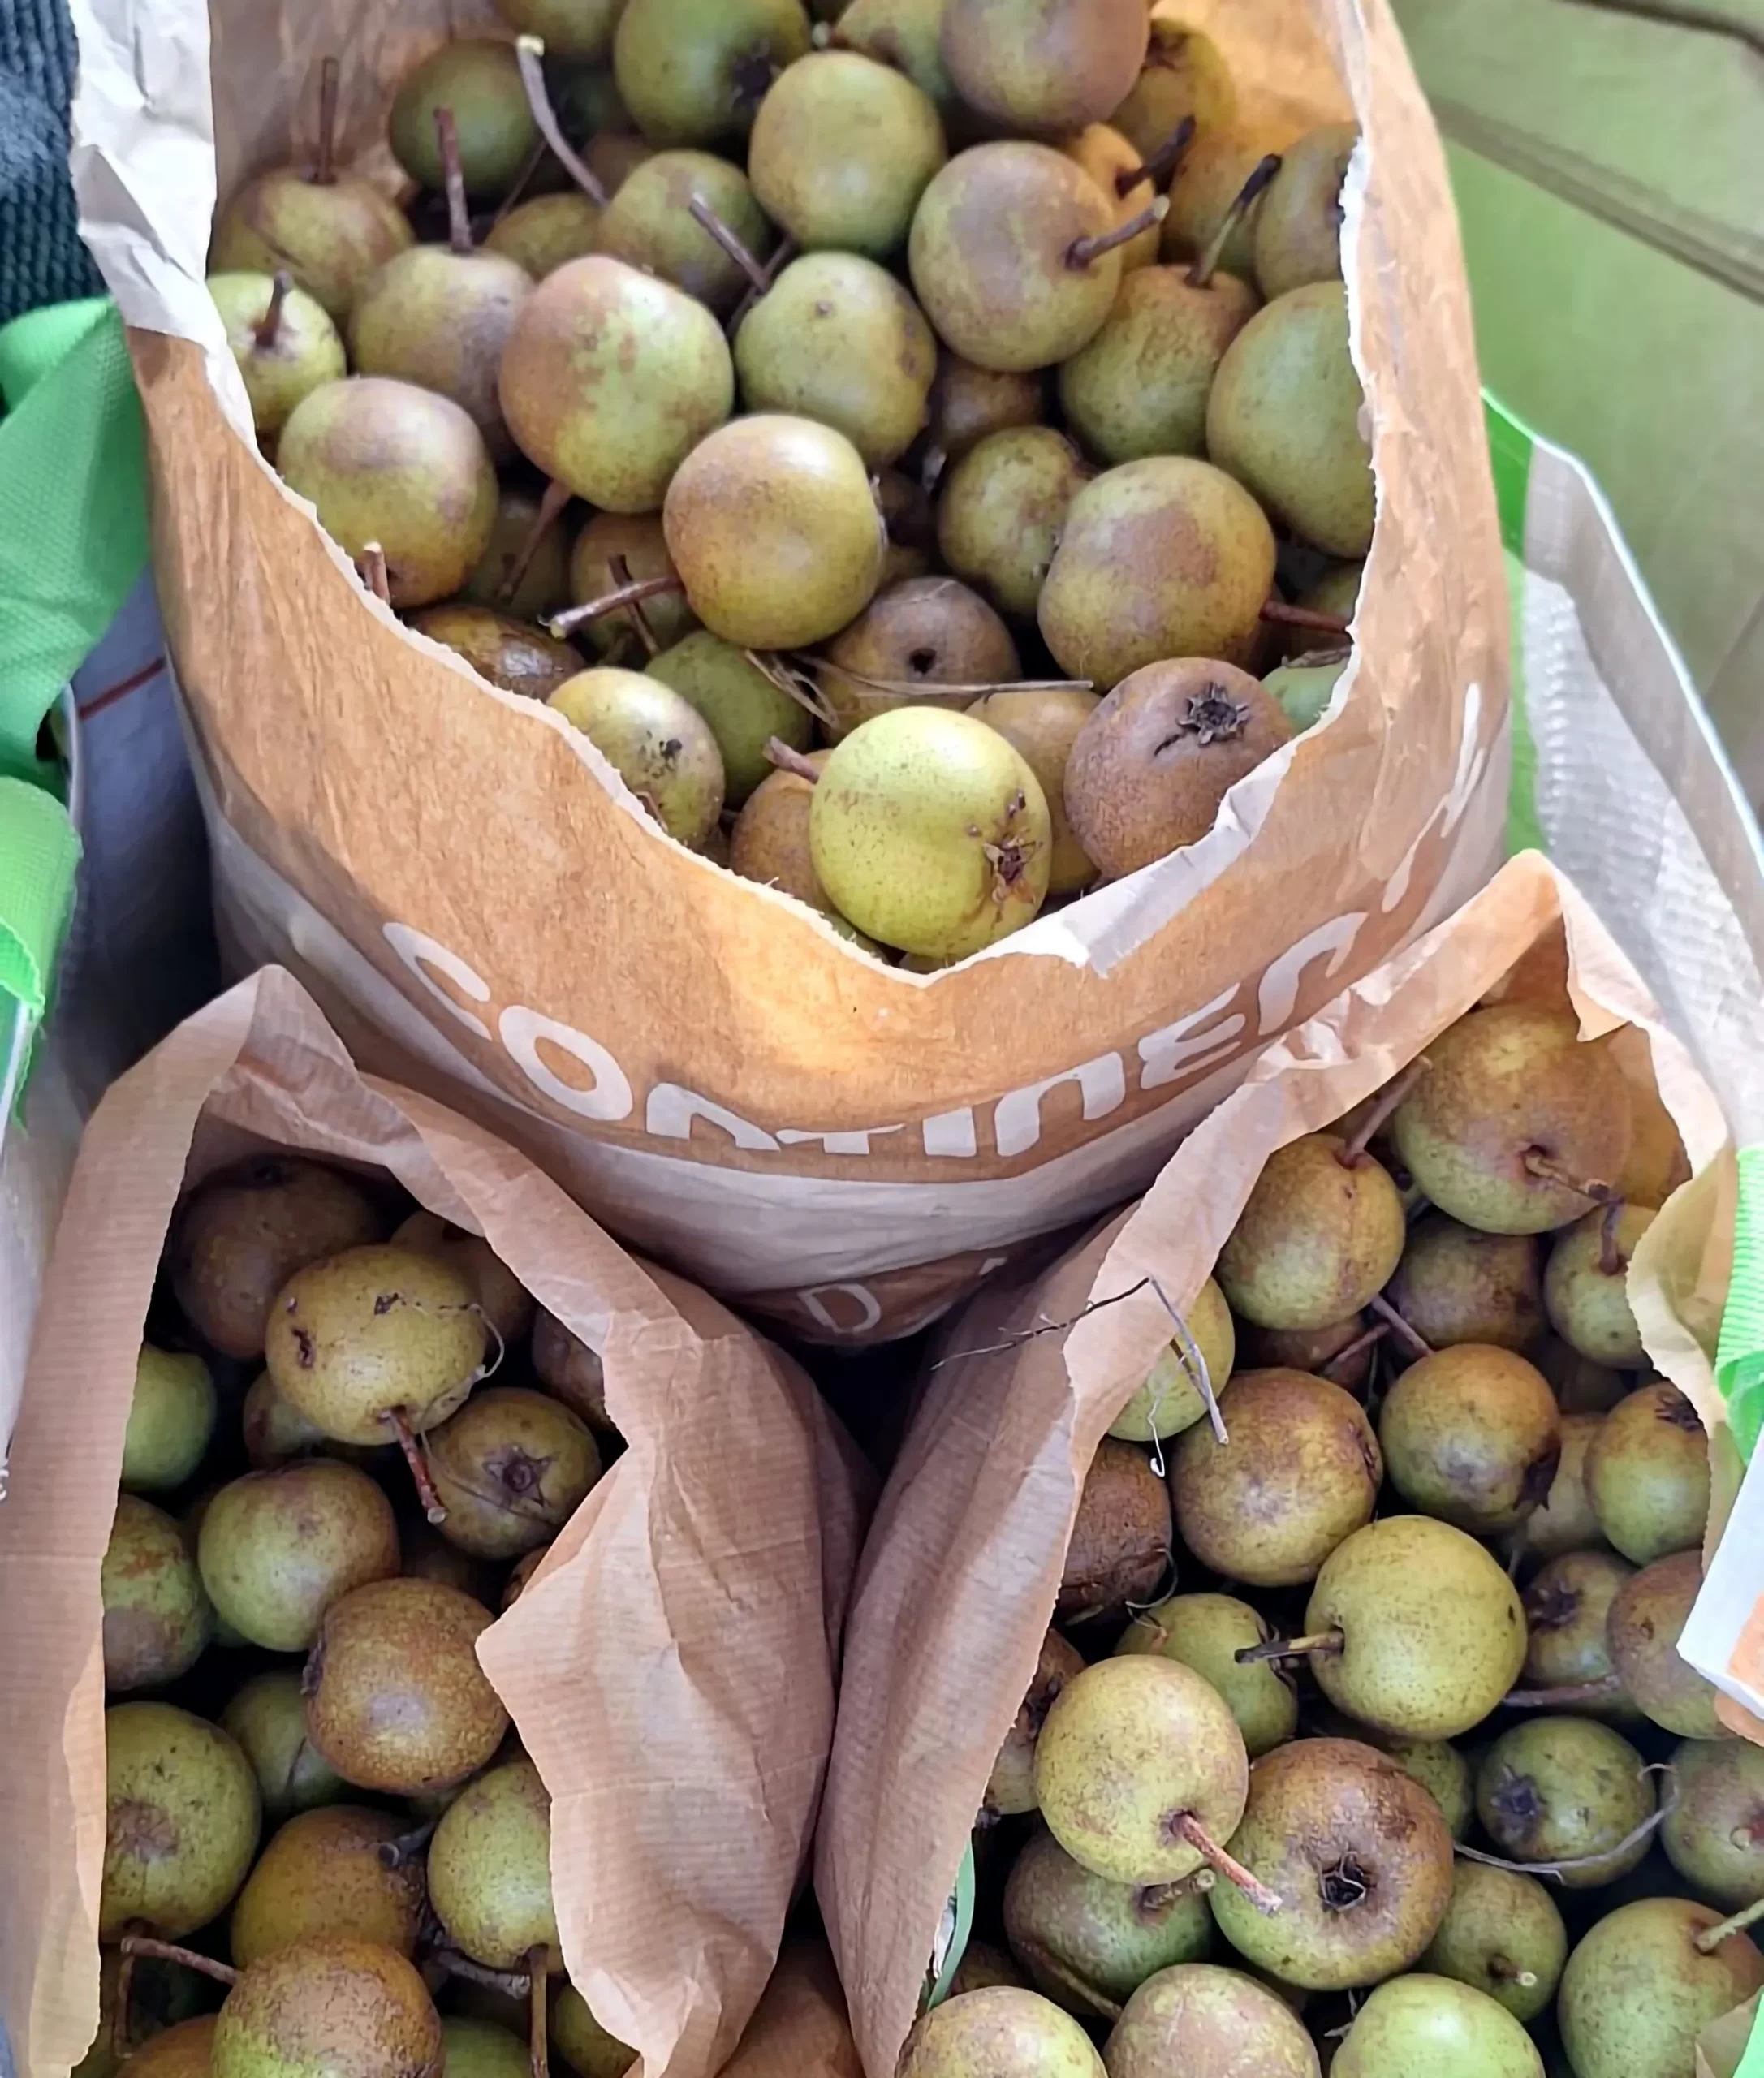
<box><xmin>1719</xmin><ymin>1145</ymin><xmax>1764</xmax><ymax>1460</ymax></box>
<box><xmin>1484</xmin><ymin>391</ymin><xmax>1545</xmax><ymax>859</ymax></box>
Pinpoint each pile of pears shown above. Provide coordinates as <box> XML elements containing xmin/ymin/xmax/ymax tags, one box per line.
<box><xmin>921</xmin><ymin>999</ymin><xmax>1757</xmax><ymax>2078</ymax></box>
<box><xmin>86</xmin><ymin>1152</ymin><xmax>634</xmax><ymax>2078</ymax></box>
<box><xmin>207</xmin><ymin>0</ymin><xmax>1376</xmax><ymax>968</ymax></box>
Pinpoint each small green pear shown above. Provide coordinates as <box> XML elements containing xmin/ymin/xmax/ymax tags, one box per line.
<box><xmin>937</xmin><ymin>427</ymin><xmax>1091</xmax><ymax>622</ymax></box>
<box><xmin>220</xmin><ymin>1668</ymin><xmax>347</xmax><ymax>1822</ymax></box>
<box><xmin>832</xmin><ymin>0</ymin><xmax>956</xmax><ymax>110</ymax></box>
<box><xmin>898</xmin><ymin>1986</ymin><xmax>1106</xmax><ymax>2076</ymax></box>
<box><xmin>197</xmin><ymin>1459</ymin><xmax>400</xmax><ymax>1652</ymax></box>
<box><xmin>101</xmin><ymin>1701</ymin><xmax>261</xmax><ymax>1939</ymax></box>
<box><xmin>550</xmin><ymin>666</ymin><xmax>727</xmax><ymax>847</ymax></box>
<box><xmin>567</xmin><ymin>511</ymin><xmax>697</xmax><ymax>660</ymax></box>
<box><xmin>209</xmin><ymin>272</ymin><xmax>347</xmax><ymax>441</ymax></box>
<box><xmin>1378</xmin><ymin>1344</ymin><xmax>1562</xmax><ymax>1535</ymax></box>
<box><xmin>1661</xmin><ymin>1737</ymin><xmax>1764</xmax><ymax>1907</ymax></box>
<box><xmin>388</xmin><ymin>41</ymin><xmax>539</xmax><ymax>196</ymax></box>
<box><xmin>1545</xmin><ymin>1203</ymin><xmax>1656</xmax><ymax>1366</ymax></box>
<box><xmin>482</xmin><ymin>192</ymin><xmax>603</xmax><ymax>279</ymax></box>
<box><xmin>1420</xmin><ymin>1863</ymin><xmax>1566</xmax><ymax>2024</ymax></box>
<box><xmin>1585</xmin><ymin>1381</ymin><xmax>1710</xmax><ymax>1564</ymax></box>
<box><xmin>121</xmin><ymin>1344</ymin><xmax>217</xmax><ymax>1493</ymax></box>
<box><xmin>1253</xmin><ymin>123</ymin><xmax>1358</xmax><ymax>300</ymax></box>
<box><xmin>1217</xmin><ymin>1132</ymin><xmax>1407</xmax><ymax>1332</ymax></box>
<box><xmin>594</xmin><ymin>150</ymin><xmax>777</xmax><ymax>314</ymax></box>
<box><xmin>1476</xmin><ymin>1716</ymin><xmax>1654</xmax><ymax>1889</ymax></box>
<box><xmin>209</xmin><ymin>171</ymin><xmax>412</xmax><ymax>325</ymax></box>
<box><xmin>461</xmin><ymin>485</ymin><xmax>574</xmax><ymax>623</ymax></box>
<box><xmin>1115</xmin><ymin>1593</ymin><xmax>1297</xmax><ymax>1757</ymax></box>
<box><xmin>429</xmin><ymin>1757</ymin><xmax>559</xmax><ymax>1970</ymax></box>
<box><xmin>1557</xmin><ymin>1898</ymin><xmax>1764</xmax><ymax>2078</ymax></box>
<box><xmin>1003</xmin><ymin>1830</ymin><xmax>1211</xmax><ymax>2018</ymax></box>
<box><xmin>614</xmin><ymin>0</ymin><xmax>813</xmax><ymax>148</ymax></box>
<box><xmin>1332</xmin><ymin>1973</ymin><xmax>1543</xmax><ymax>2077</ymax></box>
<box><xmin>1102</xmin><ymin>1962</ymin><xmax>1318</xmax><ymax>2078</ymax></box>
<box><xmin>646</xmin><ymin>631</ymin><xmax>813</xmax><ymax>805</ymax></box>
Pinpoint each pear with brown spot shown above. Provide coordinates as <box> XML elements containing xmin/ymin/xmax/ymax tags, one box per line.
<box><xmin>925</xmin><ymin>355</ymin><xmax>1046</xmax><ymax>473</ymax></box>
<box><xmin>304</xmin><ymin>1577</ymin><xmax>507</xmax><ymax>1795</ymax></box>
<box><xmin>967</xmin><ymin>688</ymin><xmax>1102</xmax><ymax>899</ymax></box>
<box><xmin>1507</xmin><ymin>1411</ymin><xmax>1610</xmax><ymax>1565</ymax></box>
<box><xmin>231</xmin><ymin>1805</ymin><xmax>425</xmax><ymax>1968</ymax></box>
<box><xmin>1217</xmin><ymin>1132</ymin><xmax>1405</xmax><ymax>1332</ymax></box>
<box><xmin>1586</xmin><ymin>1381</ymin><xmax>1710</xmax><ymax>1564</ymax></box>
<box><xmin>731</xmin><ymin>751</ymin><xmax>843</xmax><ymax>914</ymax></box>
<box><xmin>596</xmin><ymin>149</ymin><xmax>776</xmax><ymax>314</ymax></box>
<box><xmin>101</xmin><ymin>1701</ymin><xmax>261</xmax><ymax>1940</ymax></box>
<box><xmin>425</xmin><ymin>1386</ymin><xmax>602</xmax><ymax>1560</ymax></box>
<box><xmin>1661</xmin><ymin>1737</ymin><xmax>1764</xmax><ymax>1907</ymax></box>
<box><xmin>171</xmin><ymin>1157</ymin><xmax>383</xmax><ymax>1361</ymax></box>
<box><xmin>1475</xmin><ymin>1715</ymin><xmax>1655</xmax><ymax>1888</ymax></box>
<box><xmin>822</xmin><ymin>577</ymin><xmax>1021</xmax><ymax>739</ymax></box>
<box><xmin>940</xmin><ymin>0</ymin><xmax>1148</xmax><ymax>135</ymax></box>
<box><xmin>550</xmin><ymin>666</ymin><xmax>727</xmax><ymax>847</ymax></box>
<box><xmin>1378</xmin><ymin>1344</ymin><xmax>1562</xmax><ymax>1535</ymax></box>
<box><xmin>1521</xmin><ymin>1548</ymin><xmax>1634</xmax><ymax>1705</ymax></box>
<box><xmin>1419</xmin><ymin>1861</ymin><xmax>1567</xmax><ymax>2024</ymax></box>
<box><xmin>938</xmin><ymin>427</ymin><xmax>1091</xmax><ymax>622</ymax></box>
<box><xmin>102</xmin><ymin>1495</ymin><xmax>213</xmax><ymax>1692</ymax></box>
<box><xmin>1387</xmin><ymin>1215</ymin><xmax>1545</xmax><ymax>1352</ymax></box>
<box><xmin>409</xmin><ymin>605</ymin><xmax>582</xmax><ymax>703</ymax></box>
<box><xmin>1607</xmin><ymin>1550</ymin><xmax>1723</xmax><ymax>1737</ymax></box>
<box><xmin>211</xmin><ymin>1935</ymin><xmax>442</xmax><ymax>2078</ymax></box>
<box><xmin>198</xmin><ymin>1459</ymin><xmax>400</xmax><ymax>1652</ymax></box>
<box><xmin>1059</xmin><ymin>1438</ymin><xmax>1171</xmax><ymax>1623</ymax></box>
<box><xmin>1170</xmin><ymin>1369</ymin><xmax>1381</xmax><ymax>1589</ymax></box>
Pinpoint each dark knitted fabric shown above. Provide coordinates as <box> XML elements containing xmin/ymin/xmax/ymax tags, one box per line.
<box><xmin>0</xmin><ymin>0</ymin><xmax>104</xmax><ymax>328</ymax></box>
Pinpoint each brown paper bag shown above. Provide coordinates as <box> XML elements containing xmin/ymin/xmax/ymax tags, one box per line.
<box><xmin>0</xmin><ymin>966</ymin><xmax>865</xmax><ymax>2078</ymax></box>
<box><xmin>815</xmin><ymin>850</ymin><xmax>1729</xmax><ymax>2076</ymax></box>
<box><xmin>68</xmin><ymin>0</ymin><xmax>1507</xmax><ymax>1343</ymax></box>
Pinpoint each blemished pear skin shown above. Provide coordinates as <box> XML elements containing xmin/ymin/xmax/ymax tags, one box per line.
<box><xmin>1386</xmin><ymin>1214</ymin><xmax>1545</xmax><ymax>1352</ymax></box>
<box><xmin>101</xmin><ymin>1494</ymin><xmax>212</xmax><ymax>1691</ymax></box>
<box><xmin>209</xmin><ymin>272</ymin><xmax>347</xmax><ymax>442</ymax></box>
<box><xmin>614</xmin><ymin>0</ymin><xmax>813</xmax><ymax>149</ymax></box>
<box><xmin>940</xmin><ymin>0</ymin><xmax>1149</xmax><ymax>135</ymax></box>
<box><xmin>1302</xmin><ymin>1515</ymin><xmax>1528</xmax><ymax>1739</ymax></box>
<box><xmin>1169</xmin><ymin>1369</ymin><xmax>1381</xmax><ymax>1589</ymax></box>
<box><xmin>1205</xmin><ymin>280</ymin><xmax>1374</xmax><ymax>559</ymax></box>
<box><xmin>120</xmin><ymin>2016</ymin><xmax>219</xmax><ymax>2078</ymax></box>
<box><xmin>908</xmin><ymin>143</ymin><xmax>1128</xmax><ymax>375</ymax></box>
<box><xmin>303</xmin><ymin>1576</ymin><xmax>508</xmax><ymax>1794</ymax></box>
<box><xmin>965</xmin><ymin>688</ymin><xmax>1102</xmax><ymax>899</ymax></box>
<box><xmin>263</xmin><ymin>1243</ymin><xmax>486</xmax><ymax>1447</ymax></box>
<box><xmin>986</xmin><ymin>1627</ymin><xmax>1086</xmax><ymax>1818</ymax></box>
<box><xmin>1038</xmin><ymin>457</ymin><xmax>1277</xmax><ymax>688</ymax></box>
<box><xmin>937</xmin><ymin>427</ymin><xmax>1092</xmax><ymax>623</ymax></box>
<box><xmin>229</xmin><ymin>1804</ymin><xmax>425</xmax><ymax>1968</ymax></box>
<box><xmin>1419</xmin><ymin>1861</ymin><xmax>1567</xmax><ymax>2024</ymax></box>
<box><xmin>1521</xmin><ymin>1548</ymin><xmax>1634</xmax><ymax>1699</ymax></box>
<box><xmin>593</xmin><ymin>150</ymin><xmax>776</xmax><ymax>316</ymax></box>
<box><xmin>809</xmin><ymin>706</ymin><xmax>1053</xmax><ymax>960</ymax></box>
<box><xmin>1607</xmin><ymin>1550</ymin><xmax>1724</xmax><ymax>1738</ymax></box>
<box><xmin>730</xmin><ymin>752</ymin><xmax>839</xmax><ymax>914</ymax></box>
<box><xmin>1545</xmin><ymin>1202</ymin><xmax>1656</xmax><ymax>1366</ymax></box>
<box><xmin>1585</xmin><ymin>1380</ymin><xmax>1710</xmax><ymax>1563</ymax></box>
<box><xmin>278</xmin><ymin>377</ymin><xmax>498</xmax><ymax>610</ymax></box>
<box><xmin>1253</xmin><ymin>123</ymin><xmax>1358</xmax><ymax>300</ymax></box>
<box><xmin>1331</xmin><ymin>1973</ymin><xmax>1544</xmax><ymax>2078</ymax></box>
<box><xmin>1058</xmin><ymin>1438</ymin><xmax>1172</xmax><ymax>1623</ymax></box>
<box><xmin>897</xmin><ymin>1986</ymin><xmax>1106</xmax><ymax>2077</ymax></box>
<box><xmin>1063</xmin><ymin>660</ymin><xmax>1293</xmax><ymax>877</ymax></box>
<box><xmin>196</xmin><ymin>1458</ymin><xmax>400</xmax><ymax>1652</ymax></box>
<box><xmin>1102</xmin><ymin>1962</ymin><xmax>1320</xmax><ymax>2078</ymax></box>
<box><xmin>1377</xmin><ymin>1343</ymin><xmax>1562</xmax><ymax>1534</ymax></box>
<box><xmin>1104</xmin><ymin>1274</ymin><xmax>1234</xmax><ymax>1442</ymax></box>
<box><xmin>424</xmin><ymin>1386</ymin><xmax>602</xmax><ymax>1560</ymax></box>
<box><xmin>122</xmin><ymin>1343</ymin><xmax>217</xmax><ymax>1493</ymax></box>
<box><xmin>1033</xmin><ymin>1656</ymin><xmax>1249</xmax><ymax>1890</ymax></box>
<box><xmin>209</xmin><ymin>172</ymin><xmax>413</xmax><ymax>326</ymax></box>
<box><xmin>735</xmin><ymin>252</ymin><xmax>938</xmax><ymax>470</ymax></box>
<box><xmin>1115</xmin><ymin>1593</ymin><xmax>1299</xmax><ymax>1757</ymax></box>
<box><xmin>1661</xmin><ymin>1736</ymin><xmax>1764</xmax><ymax>1907</ymax></box>
<box><xmin>647</xmin><ymin>631</ymin><xmax>813</xmax><ymax>806</ymax></box>
<box><xmin>662</xmin><ymin>415</ymin><xmax>887</xmax><ymax>649</ymax></box>
<box><xmin>1391</xmin><ymin>1002</ymin><xmax>1633</xmax><ymax>1234</ymax></box>
<box><xmin>171</xmin><ymin>1156</ymin><xmax>384</xmax><ymax>1361</ymax></box>
<box><xmin>1556</xmin><ymin>1897</ymin><xmax>1764</xmax><ymax>2078</ymax></box>
<box><xmin>388</xmin><ymin>41</ymin><xmax>538</xmax><ymax>196</ymax></box>
<box><xmin>211</xmin><ymin>1937</ymin><xmax>443</xmax><ymax>2078</ymax></box>
<box><xmin>1206</xmin><ymin>1738</ymin><xmax>1454</xmax><ymax>1991</ymax></box>
<box><xmin>1510</xmin><ymin>1412</ymin><xmax>1610</xmax><ymax>1563</ymax></box>
<box><xmin>823</xmin><ymin>576</ymin><xmax>1022</xmax><ymax>739</ymax></box>
<box><xmin>1476</xmin><ymin>1715</ymin><xmax>1655</xmax><ymax>1889</ymax></box>
<box><xmin>749</xmin><ymin>50</ymin><xmax>947</xmax><ymax>256</ymax></box>
<box><xmin>1216</xmin><ymin>1132</ymin><xmax>1407</xmax><ymax>1332</ymax></box>
<box><xmin>1002</xmin><ymin>1829</ymin><xmax>1211</xmax><ymax>2018</ymax></box>
<box><xmin>925</xmin><ymin>354</ymin><xmax>1046</xmax><ymax>472</ymax></box>
<box><xmin>499</xmin><ymin>257</ymin><xmax>735</xmax><ymax>513</ymax></box>
<box><xmin>428</xmin><ymin>1757</ymin><xmax>559</xmax><ymax>1971</ymax></box>
<box><xmin>411</xmin><ymin>605</ymin><xmax>582</xmax><ymax>704</ymax></box>
<box><xmin>101</xmin><ymin>1701</ymin><xmax>261</xmax><ymax>1940</ymax></box>
<box><xmin>550</xmin><ymin>666</ymin><xmax>727</xmax><ymax>849</ymax></box>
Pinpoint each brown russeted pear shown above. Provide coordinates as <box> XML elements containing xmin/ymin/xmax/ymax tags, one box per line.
<box><xmin>230</xmin><ymin>1804</ymin><xmax>425</xmax><ymax>1967</ymax></box>
<box><xmin>1058</xmin><ymin>1438</ymin><xmax>1171</xmax><ymax>1623</ymax></box>
<box><xmin>941</xmin><ymin>0</ymin><xmax>1148</xmax><ymax>135</ymax></box>
<box><xmin>211</xmin><ymin>1937</ymin><xmax>443</xmax><ymax>2078</ymax></box>
<box><xmin>1205</xmin><ymin>280</ymin><xmax>1374</xmax><ymax>559</ymax></box>
<box><xmin>1170</xmin><ymin>1369</ymin><xmax>1380</xmax><ymax>1589</ymax></box>
<box><xmin>1391</xmin><ymin>1003</ymin><xmax>1632</xmax><ymax>1235</ymax></box>
<box><xmin>937</xmin><ymin>427</ymin><xmax>1091</xmax><ymax>622</ymax></box>
<box><xmin>499</xmin><ymin>257</ymin><xmax>735</xmax><ymax>512</ymax></box>
<box><xmin>987</xmin><ymin>1627</ymin><xmax>1085</xmax><ymax>1819</ymax></box>
<box><xmin>410</xmin><ymin>604</ymin><xmax>583</xmax><ymax>702</ymax></box>
<box><xmin>425</xmin><ymin>1386</ymin><xmax>602</xmax><ymax>1560</ymax></box>
<box><xmin>1387</xmin><ymin>1214</ymin><xmax>1545</xmax><ymax>1352</ymax></box>
<box><xmin>1661</xmin><ymin>1737</ymin><xmax>1764</xmax><ymax>1907</ymax></box>
<box><xmin>1607</xmin><ymin>1550</ymin><xmax>1723</xmax><ymax>1738</ymax></box>
<box><xmin>731</xmin><ymin>752</ymin><xmax>839</xmax><ymax>913</ymax></box>
<box><xmin>1520</xmin><ymin>1549</ymin><xmax>1634</xmax><ymax>1704</ymax></box>
<box><xmin>1038</xmin><ymin>457</ymin><xmax>1276</xmax><ymax>688</ymax></box>
<box><xmin>897</xmin><ymin>1986</ymin><xmax>1106</xmax><ymax>2077</ymax></box>
<box><xmin>925</xmin><ymin>354</ymin><xmax>1046</xmax><ymax>476</ymax></box>
<box><xmin>967</xmin><ymin>688</ymin><xmax>1103</xmax><ymax>899</ymax></box>
<box><xmin>822</xmin><ymin>576</ymin><xmax>1021</xmax><ymax>736</ymax></box>
<box><xmin>102</xmin><ymin>1494</ymin><xmax>213</xmax><ymax>1691</ymax></box>
<box><xmin>1378</xmin><ymin>1344</ymin><xmax>1562</xmax><ymax>1535</ymax></box>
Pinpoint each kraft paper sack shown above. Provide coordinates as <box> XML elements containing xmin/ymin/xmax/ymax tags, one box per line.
<box><xmin>815</xmin><ymin>850</ymin><xmax>1732</xmax><ymax>2078</ymax></box>
<box><xmin>65</xmin><ymin>0</ymin><xmax>1507</xmax><ymax>1343</ymax></box>
<box><xmin>0</xmin><ymin>967</ymin><xmax>865</xmax><ymax>2078</ymax></box>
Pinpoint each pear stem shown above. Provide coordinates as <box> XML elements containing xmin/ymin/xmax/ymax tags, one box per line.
<box><xmin>1117</xmin><ymin>115</ymin><xmax>1196</xmax><ymax>196</ymax></box>
<box><xmin>1336</xmin><ymin>1058</ymin><xmax>1429</xmax><ymax>1168</ymax></box>
<box><xmin>686</xmin><ymin>195</ymin><xmax>771</xmax><ymax>295</ymax></box>
<box><xmin>1170</xmin><ymin>1813</ymin><xmax>1283</xmax><ymax>1915</ymax></box>
<box><xmin>1013</xmin><ymin>1938</ymin><xmax>1124</xmax><ymax>2022</ymax></box>
<box><xmin>112</xmin><ymin>1935</ymin><xmax>139</xmax><ymax>2057</ymax></box>
<box><xmin>378</xmin><ymin>1817</ymin><xmax>438</xmax><ymax>1869</ymax></box>
<box><xmin>1320</xmin><ymin>1318</ymin><xmax>1388</xmax><ymax>1380</ymax></box>
<box><xmin>1188</xmin><ymin>154</ymin><xmax>1282</xmax><ymax>288</ymax></box>
<box><xmin>119</xmin><ymin>1936</ymin><xmax>239</xmax><ymax>1990</ymax></box>
<box><xmin>360</xmin><ymin>543</ymin><xmax>392</xmax><ymax>606</ymax></box>
<box><xmin>729</xmin><ymin>234</ymin><xmax>797</xmax><ymax>334</ymax></box>
<box><xmin>431</xmin><ymin>1950</ymin><xmax>533</xmax><ymax>1998</ymax></box>
<box><xmin>1143</xmin><ymin>1868</ymin><xmax>1218</xmax><ymax>1905</ymax></box>
<box><xmin>384</xmin><ymin>1406</ymin><xmax>446</xmax><ymax>1524</ymax></box>
<box><xmin>766</xmin><ymin>739</ymin><xmax>823</xmax><ymax>784</ymax></box>
<box><xmin>435</xmin><ymin>108</ymin><xmax>473</xmax><ymax>256</ymax></box>
<box><xmin>1368</xmin><ymin>1291</ymin><xmax>1433</xmax><ymax>1362</ymax></box>
<box><xmin>491</xmin><ymin>138</ymin><xmax>550</xmax><ymax>230</ymax></box>
<box><xmin>548</xmin><ymin>572</ymin><xmax>686</xmax><ymax>638</ymax></box>
<box><xmin>1696</xmin><ymin>1896</ymin><xmax>1764</xmax><ymax>1953</ymax></box>
<box><xmin>1488</xmin><ymin>1956</ymin><xmax>1540</xmax><ymax>1988</ymax></box>
<box><xmin>1500</xmin><ymin>1674</ymin><xmax>1625</xmax><ymax>1709</ymax></box>
<box><xmin>1066</xmin><ymin>197</ymin><xmax>1168</xmax><ymax>269</ymax></box>
<box><xmin>1261</xmin><ymin>598</ymin><xmax>1352</xmax><ymax>637</ymax></box>
<box><xmin>528</xmin><ymin>1947</ymin><xmax>550</xmax><ymax>2078</ymax></box>
<box><xmin>514</xmin><ymin>36</ymin><xmax>610</xmax><ymax>208</ymax></box>
<box><xmin>498</xmin><ymin>479</ymin><xmax>573</xmax><ymax>608</ymax></box>
<box><xmin>1522</xmin><ymin>1147</ymin><xmax>1618</xmax><ymax>1205</ymax></box>
<box><xmin>314</xmin><ymin>56</ymin><xmax>339</xmax><ymax>188</ymax></box>
<box><xmin>252</xmin><ymin>270</ymin><xmax>292</xmax><ymax>350</ymax></box>
<box><xmin>1599</xmin><ymin>1198</ymin><xmax>1627</xmax><ymax>1277</ymax></box>
<box><xmin>1236</xmin><ymin>1628</ymin><xmax>1346</xmax><ymax>1666</ymax></box>
<box><xmin>608</xmin><ymin>555</ymin><xmax>659</xmax><ymax>656</ymax></box>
